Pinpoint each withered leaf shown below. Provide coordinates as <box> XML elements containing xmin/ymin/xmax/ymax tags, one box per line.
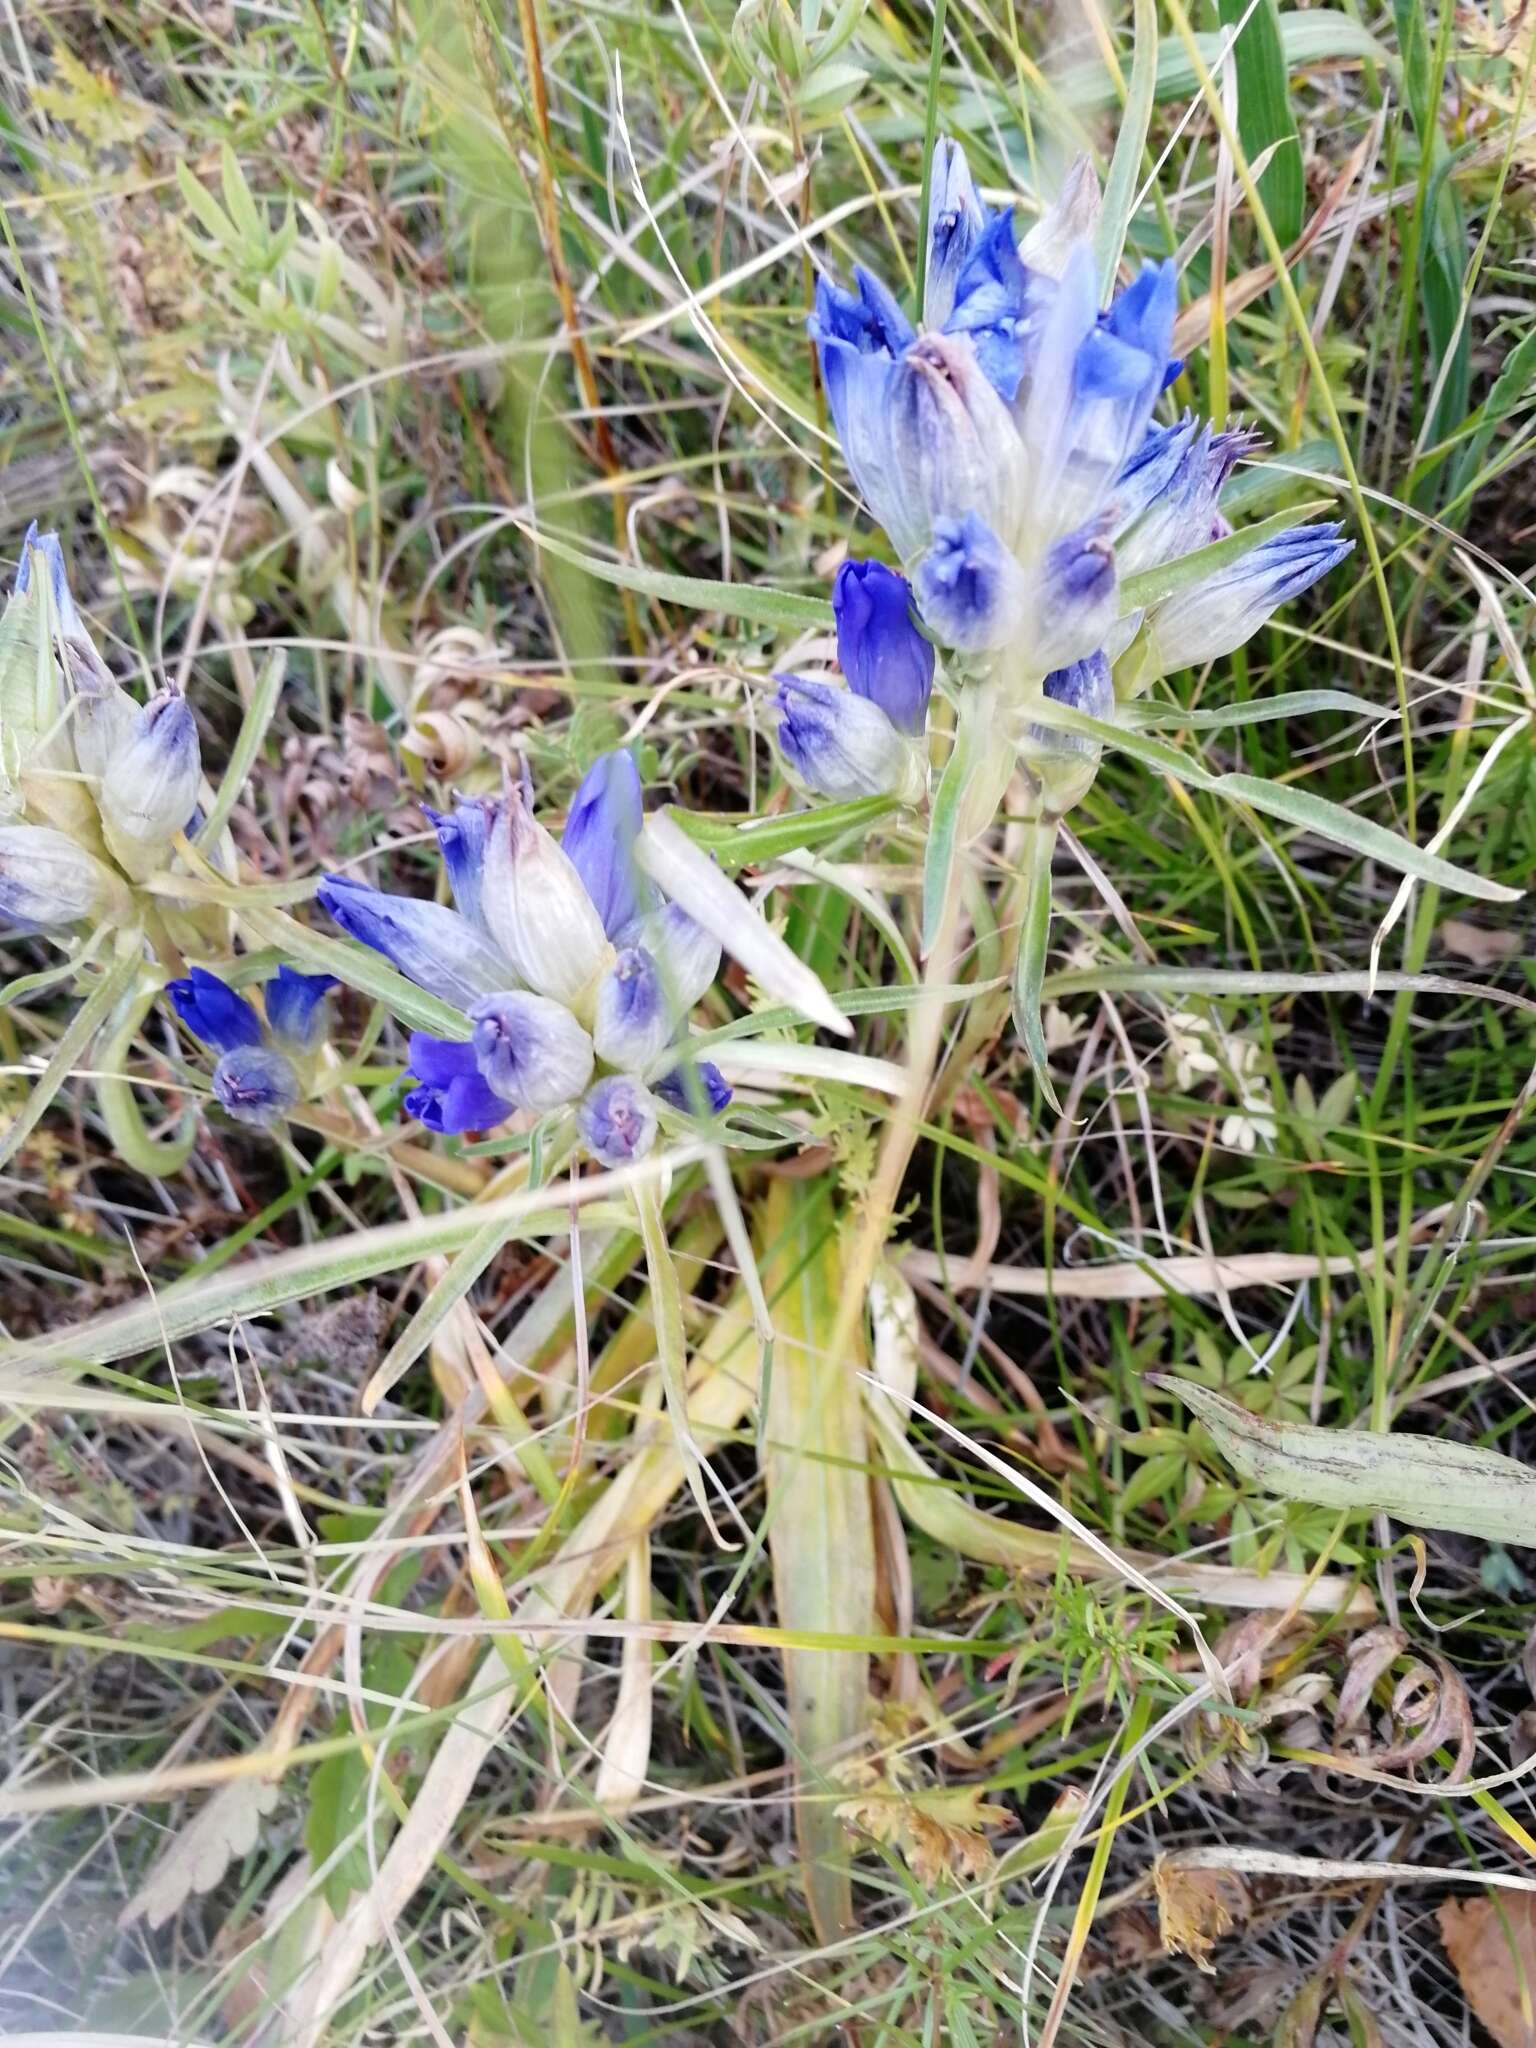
<box><xmin>1153</xmin><ymin>1856</ymin><xmax>1251</xmax><ymax>1971</ymax></box>
<box><xmin>1440</xmin><ymin>1893</ymin><xmax>1536</xmax><ymax>2047</ymax></box>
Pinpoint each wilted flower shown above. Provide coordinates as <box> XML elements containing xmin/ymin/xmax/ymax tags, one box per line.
<box><xmin>166</xmin><ymin>964</ymin><xmax>335</xmax><ymax>1128</ymax></box>
<box><xmin>0</xmin><ymin>530</ymin><xmax>209</xmax><ymax>912</ymax></box>
<box><xmin>320</xmin><ymin>751</ymin><xmax>732</xmax><ymax>1148</ymax></box>
<box><xmin>481</xmin><ymin>783</ymin><xmax>611</xmax><ymax>1011</ymax></box>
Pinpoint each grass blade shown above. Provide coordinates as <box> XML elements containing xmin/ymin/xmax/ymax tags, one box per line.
<box><xmin>1096</xmin><ymin>0</ymin><xmax>1159</xmax><ymax>294</ymax></box>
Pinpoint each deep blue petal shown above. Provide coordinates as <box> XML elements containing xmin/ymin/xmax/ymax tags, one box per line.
<box><xmin>264</xmin><ymin>966</ymin><xmax>335</xmax><ymax>1052</ymax></box>
<box><xmin>316</xmin><ymin>874</ymin><xmax>508</xmax><ymax>1010</ymax></box>
<box><xmin>562</xmin><ymin>748</ymin><xmax>653</xmax><ymax>938</ymax></box>
<box><xmin>833</xmin><ymin>559</ymin><xmax>934</xmax><ymax>733</ymax></box>
<box><xmin>424</xmin><ymin>798</ymin><xmax>496</xmax><ymax>931</ymax></box>
<box><xmin>654</xmin><ymin>1060</ymin><xmax>732</xmax><ymax>1116</ymax></box>
<box><xmin>167</xmin><ymin>967</ymin><xmax>264</xmax><ymax>1054</ymax></box>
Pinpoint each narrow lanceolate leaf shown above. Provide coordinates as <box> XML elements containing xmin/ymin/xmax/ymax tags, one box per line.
<box><xmin>1119</xmin><ymin>688</ymin><xmax>1382</xmax><ymax>731</ymax></box>
<box><xmin>672</xmin><ymin>793</ymin><xmax>898</xmax><ymax>875</ymax></box>
<box><xmin>1054</xmin><ymin>15</ymin><xmax>1387</xmax><ymax>114</ymax></box>
<box><xmin>1096</xmin><ymin>0</ymin><xmax>1159</xmax><ymax>294</ymax></box>
<box><xmin>637</xmin><ymin>810</ymin><xmax>850</xmax><ymax>1036</ymax></box>
<box><xmin>509</xmin><ymin>520</ymin><xmax>832</xmax><ymax>632</ymax></box>
<box><xmin>1160</xmin><ymin>1378</ymin><xmax>1536</xmax><ymax>1547</ymax></box>
<box><xmin>760</xmin><ymin>1178</ymin><xmax>877</xmax><ymax>1943</ymax></box>
<box><xmin>1027</xmin><ymin>703</ymin><xmax>1520</xmax><ymax>905</ymax></box>
<box><xmin>1011</xmin><ymin>816</ymin><xmax>1062</xmax><ymax>1115</ymax></box>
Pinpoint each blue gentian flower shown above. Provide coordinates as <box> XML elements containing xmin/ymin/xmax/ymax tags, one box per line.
<box><xmin>925</xmin><ymin>137</ymin><xmax>993</xmax><ymax>328</ymax></box>
<box><xmin>469</xmin><ymin>990</ymin><xmax>595</xmax><ymax>1113</ymax></box>
<box><xmin>593</xmin><ymin>947</ymin><xmax>673</xmax><ymax>1072</ymax></box>
<box><xmin>772</xmin><ymin>675</ymin><xmax>925</xmax><ymax>803</ymax></box>
<box><xmin>316</xmin><ymin>874</ymin><xmax>511</xmax><ymax>1011</ymax></box>
<box><xmin>166</xmin><ymin>966</ymin><xmax>265</xmax><ymax>1052</ymax></box>
<box><xmin>264</xmin><ymin>965</ymin><xmax>337</xmax><ymax>1052</ymax></box>
<box><xmin>796</xmin><ymin>133</ymin><xmax>1350</xmax><ymax>803</ymax></box>
<box><xmin>167</xmin><ymin>964</ymin><xmax>335</xmax><ymax>1129</ymax></box>
<box><xmin>323</xmin><ymin>753</ymin><xmax>732</xmax><ymax>1147</ymax></box>
<box><xmin>578</xmin><ymin>1074</ymin><xmax>660</xmax><ymax>1168</ymax></box>
<box><xmin>563</xmin><ymin>748</ymin><xmax>655</xmax><ymax>939</ymax></box>
<box><xmin>403</xmin><ymin>1033</ymin><xmax>510</xmax><ymax>1137</ymax></box>
<box><xmin>1144</xmin><ymin>523</ymin><xmax>1354</xmax><ymax>675</ymax></box>
<box><xmin>914</xmin><ymin>513</ymin><xmax>1027</xmax><ymax>654</ymax></box>
<box><xmin>833</xmin><ymin>560</ymin><xmax>934</xmax><ymax>733</ymax></box>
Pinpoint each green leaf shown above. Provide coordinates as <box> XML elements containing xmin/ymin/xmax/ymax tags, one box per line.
<box><xmin>508</xmin><ymin>522</ymin><xmax>832</xmax><ymax>633</ymax></box>
<box><xmin>1025</xmin><ymin>704</ymin><xmax>1520</xmax><ymax>905</ymax></box>
<box><xmin>1219</xmin><ymin>0</ymin><xmax>1302</xmax><ymax>246</ymax></box>
<box><xmin>1118</xmin><ymin>499</ymin><xmax>1335</xmax><ymax>612</ymax></box>
<box><xmin>1119</xmin><ymin>688</ymin><xmax>1383</xmax><ymax>731</ymax></box>
<box><xmin>239</xmin><ymin>905</ymin><xmax>472</xmax><ymax>1040</ymax></box>
<box><xmin>1097</xmin><ymin>0</ymin><xmax>1159</xmax><ymax>295</ymax></box>
<box><xmin>1158</xmin><ymin>1377</ymin><xmax>1536</xmax><ymax>1547</ymax></box>
<box><xmin>1056</xmin><ymin>14</ymin><xmax>1388</xmax><ymax>114</ymax></box>
<box><xmin>672</xmin><ymin>793</ymin><xmax>898</xmax><ymax>874</ymax></box>
<box><xmin>174</xmin><ymin>158</ymin><xmax>238</xmax><ymax>247</ymax></box>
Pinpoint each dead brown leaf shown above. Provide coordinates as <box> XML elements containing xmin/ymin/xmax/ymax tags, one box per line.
<box><xmin>835</xmin><ymin>1776</ymin><xmax>1011</xmax><ymax>1888</ymax></box>
<box><xmin>1439</xmin><ymin>1892</ymin><xmax>1536</xmax><ymax>2047</ymax></box>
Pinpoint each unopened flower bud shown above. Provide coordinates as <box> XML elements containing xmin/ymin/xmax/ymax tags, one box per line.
<box><xmin>654</xmin><ymin>1059</ymin><xmax>732</xmax><ymax>1117</ymax></box>
<box><xmin>578</xmin><ymin>1074</ymin><xmax>659</xmax><ymax>1167</ymax></box>
<box><xmin>468</xmin><ymin>990</ymin><xmax>594</xmax><ymax>1113</ymax></box>
<box><xmin>212</xmin><ymin>1045</ymin><xmax>300</xmax><ymax>1127</ymax></box>
<box><xmin>424</xmin><ymin>797</ymin><xmax>496</xmax><ymax>933</ymax></box>
<box><xmin>924</xmin><ymin>137</ymin><xmax>991</xmax><ymax>328</ymax></box>
<box><xmin>563</xmin><ymin>749</ymin><xmax>654</xmax><ymax>939</ymax></box>
<box><xmin>1142</xmin><ymin>523</ymin><xmax>1353</xmax><ymax>675</ymax></box>
<box><xmin>623</xmin><ymin>900</ymin><xmax>721</xmax><ymax>1015</ymax></box>
<box><xmin>98</xmin><ymin>692</ymin><xmax>202</xmax><ymax>876</ymax></box>
<box><xmin>834</xmin><ymin>559</ymin><xmax>935</xmax><ymax>731</ymax></box>
<box><xmin>592</xmin><ymin>946</ymin><xmax>672</xmax><ymax>1072</ymax></box>
<box><xmin>773</xmin><ymin>676</ymin><xmax>925</xmax><ymax>804</ymax></box>
<box><xmin>0</xmin><ymin>824</ymin><xmax>127</xmax><ymax>929</ymax></box>
<box><xmin>317</xmin><ymin>875</ymin><xmax>510</xmax><ymax>1011</ymax></box>
<box><xmin>481</xmin><ymin>785</ymin><xmax>610</xmax><ymax>1009</ymax></box>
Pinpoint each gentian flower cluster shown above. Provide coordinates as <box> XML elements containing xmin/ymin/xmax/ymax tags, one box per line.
<box><xmin>167</xmin><ymin>965</ymin><xmax>335</xmax><ymax>1127</ymax></box>
<box><xmin>780</xmin><ymin>139</ymin><xmax>1352</xmax><ymax>816</ymax></box>
<box><xmin>315</xmin><ymin>750</ymin><xmax>731</xmax><ymax>1164</ymax></box>
<box><xmin>0</xmin><ymin>528</ymin><xmax>203</xmax><ymax>934</ymax></box>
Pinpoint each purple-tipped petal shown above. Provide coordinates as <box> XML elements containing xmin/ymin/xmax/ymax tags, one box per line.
<box><xmin>562</xmin><ymin>748</ymin><xmax>654</xmax><ymax>939</ymax></box>
<box><xmin>264</xmin><ymin>966</ymin><xmax>336</xmax><ymax>1052</ymax></box>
